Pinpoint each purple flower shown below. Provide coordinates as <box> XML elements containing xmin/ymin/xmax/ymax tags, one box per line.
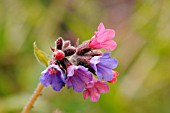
<box><xmin>90</xmin><ymin>52</ymin><xmax>118</xmax><ymax>81</ymax></box>
<box><xmin>83</xmin><ymin>77</ymin><xmax>109</xmax><ymax>102</ymax></box>
<box><xmin>66</xmin><ymin>65</ymin><xmax>92</xmax><ymax>92</ymax></box>
<box><xmin>40</xmin><ymin>65</ymin><xmax>66</xmax><ymax>91</ymax></box>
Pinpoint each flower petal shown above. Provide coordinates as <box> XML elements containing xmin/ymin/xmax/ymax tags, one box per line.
<box><xmin>97</xmin><ymin>22</ymin><xmax>105</xmax><ymax>33</ymax></box>
<box><xmin>95</xmin><ymin>81</ymin><xmax>109</xmax><ymax>93</ymax></box>
<box><xmin>97</xmin><ymin>65</ymin><xmax>113</xmax><ymax>81</ymax></box>
<box><xmin>83</xmin><ymin>90</ymin><xmax>90</xmax><ymax>100</ymax></box>
<box><xmin>85</xmin><ymin>82</ymin><xmax>95</xmax><ymax>88</ymax></box>
<box><xmin>51</xmin><ymin>75</ymin><xmax>65</xmax><ymax>91</ymax></box>
<box><xmin>66</xmin><ymin>65</ymin><xmax>92</xmax><ymax>92</ymax></box>
<box><xmin>89</xmin><ymin>87</ymin><xmax>100</xmax><ymax>102</ymax></box>
<box><xmin>100</xmin><ymin>40</ymin><xmax>117</xmax><ymax>50</ymax></box>
<box><xmin>67</xmin><ymin>66</ymin><xmax>76</xmax><ymax>77</ymax></box>
<box><xmin>99</xmin><ymin>58</ymin><xmax>118</xmax><ymax>69</ymax></box>
<box><xmin>97</xmin><ymin>29</ymin><xmax>115</xmax><ymax>42</ymax></box>
<box><xmin>77</xmin><ymin>66</ymin><xmax>92</xmax><ymax>82</ymax></box>
<box><xmin>71</xmin><ymin>76</ymin><xmax>84</xmax><ymax>92</ymax></box>
<box><xmin>40</xmin><ymin>71</ymin><xmax>51</xmax><ymax>87</ymax></box>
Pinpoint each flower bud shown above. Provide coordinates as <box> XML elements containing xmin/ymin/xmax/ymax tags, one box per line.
<box><xmin>53</xmin><ymin>50</ymin><xmax>65</xmax><ymax>60</ymax></box>
<box><xmin>64</xmin><ymin>46</ymin><xmax>76</xmax><ymax>56</ymax></box>
<box><xmin>63</xmin><ymin>40</ymin><xmax>71</xmax><ymax>49</ymax></box>
<box><xmin>84</xmin><ymin>50</ymin><xmax>103</xmax><ymax>56</ymax></box>
<box><xmin>59</xmin><ymin>58</ymin><xmax>72</xmax><ymax>69</ymax></box>
<box><xmin>77</xmin><ymin>56</ymin><xmax>92</xmax><ymax>66</ymax></box>
<box><xmin>77</xmin><ymin>56</ymin><xmax>95</xmax><ymax>74</ymax></box>
<box><xmin>76</xmin><ymin>41</ymin><xmax>91</xmax><ymax>55</ymax></box>
<box><xmin>55</xmin><ymin>37</ymin><xmax>63</xmax><ymax>50</ymax></box>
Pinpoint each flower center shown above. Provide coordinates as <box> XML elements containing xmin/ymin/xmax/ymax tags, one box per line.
<box><xmin>48</xmin><ymin>68</ymin><xmax>58</xmax><ymax>75</ymax></box>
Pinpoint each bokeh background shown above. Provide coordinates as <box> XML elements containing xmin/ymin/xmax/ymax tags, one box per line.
<box><xmin>0</xmin><ymin>0</ymin><xmax>170</xmax><ymax>113</ymax></box>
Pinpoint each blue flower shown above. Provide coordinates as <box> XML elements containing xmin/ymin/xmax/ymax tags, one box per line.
<box><xmin>90</xmin><ymin>52</ymin><xmax>118</xmax><ymax>81</ymax></box>
<box><xmin>66</xmin><ymin>65</ymin><xmax>92</xmax><ymax>92</ymax></box>
<box><xmin>40</xmin><ymin>65</ymin><xmax>66</xmax><ymax>91</ymax></box>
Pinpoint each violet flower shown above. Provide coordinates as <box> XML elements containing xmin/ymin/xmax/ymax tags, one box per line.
<box><xmin>83</xmin><ymin>77</ymin><xmax>109</xmax><ymax>102</ymax></box>
<box><xmin>89</xmin><ymin>22</ymin><xmax>117</xmax><ymax>50</ymax></box>
<box><xmin>90</xmin><ymin>52</ymin><xmax>118</xmax><ymax>81</ymax></box>
<box><xmin>40</xmin><ymin>65</ymin><xmax>66</xmax><ymax>91</ymax></box>
<box><xmin>66</xmin><ymin>65</ymin><xmax>92</xmax><ymax>92</ymax></box>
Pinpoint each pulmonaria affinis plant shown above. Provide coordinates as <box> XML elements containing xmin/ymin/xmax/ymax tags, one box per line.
<box><xmin>22</xmin><ymin>22</ymin><xmax>118</xmax><ymax>113</ymax></box>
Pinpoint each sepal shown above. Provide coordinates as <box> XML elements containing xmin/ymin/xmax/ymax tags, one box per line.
<box><xmin>33</xmin><ymin>42</ymin><xmax>49</xmax><ymax>67</ymax></box>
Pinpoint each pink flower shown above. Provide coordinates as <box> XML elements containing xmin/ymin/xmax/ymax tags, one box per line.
<box><xmin>89</xmin><ymin>22</ymin><xmax>117</xmax><ymax>50</ymax></box>
<box><xmin>108</xmin><ymin>71</ymin><xmax>119</xmax><ymax>83</ymax></box>
<box><xmin>83</xmin><ymin>78</ymin><xmax>109</xmax><ymax>102</ymax></box>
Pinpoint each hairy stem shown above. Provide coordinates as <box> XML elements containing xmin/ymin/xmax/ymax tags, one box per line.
<box><xmin>21</xmin><ymin>83</ymin><xmax>44</xmax><ymax>113</ymax></box>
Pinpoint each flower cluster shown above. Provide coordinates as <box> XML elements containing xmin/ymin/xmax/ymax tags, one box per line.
<box><xmin>39</xmin><ymin>22</ymin><xmax>118</xmax><ymax>102</ymax></box>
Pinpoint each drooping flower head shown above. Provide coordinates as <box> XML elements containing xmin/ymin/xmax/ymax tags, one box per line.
<box><xmin>40</xmin><ymin>65</ymin><xmax>66</xmax><ymax>91</ymax></box>
<box><xmin>35</xmin><ymin>22</ymin><xmax>119</xmax><ymax>103</ymax></box>
<box><xmin>83</xmin><ymin>77</ymin><xmax>109</xmax><ymax>102</ymax></box>
<box><xmin>89</xmin><ymin>23</ymin><xmax>117</xmax><ymax>50</ymax></box>
<box><xmin>90</xmin><ymin>52</ymin><xmax>118</xmax><ymax>81</ymax></box>
<box><xmin>66</xmin><ymin>65</ymin><xmax>92</xmax><ymax>92</ymax></box>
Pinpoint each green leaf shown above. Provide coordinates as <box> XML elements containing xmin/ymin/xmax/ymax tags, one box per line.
<box><xmin>33</xmin><ymin>42</ymin><xmax>49</xmax><ymax>67</ymax></box>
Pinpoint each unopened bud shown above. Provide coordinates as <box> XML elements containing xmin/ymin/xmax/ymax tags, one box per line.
<box><xmin>59</xmin><ymin>58</ymin><xmax>72</xmax><ymax>69</ymax></box>
<box><xmin>64</xmin><ymin>46</ymin><xmax>76</xmax><ymax>56</ymax></box>
<box><xmin>53</xmin><ymin>50</ymin><xmax>65</xmax><ymax>60</ymax></box>
<box><xmin>63</xmin><ymin>40</ymin><xmax>71</xmax><ymax>49</ymax></box>
<box><xmin>77</xmin><ymin>56</ymin><xmax>92</xmax><ymax>66</ymax></box>
<box><xmin>77</xmin><ymin>56</ymin><xmax>95</xmax><ymax>74</ymax></box>
<box><xmin>55</xmin><ymin>37</ymin><xmax>63</xmax><ymax>50</ymax></box>
<box><xmin>84</xmin><ymin>50</ymin><xmax>103</xmax><ymax>56</ymax></box>
<box><xmin>76</xmin><ymin>41</ymin><xmax>91</xmax><ymax>55</ymax></box>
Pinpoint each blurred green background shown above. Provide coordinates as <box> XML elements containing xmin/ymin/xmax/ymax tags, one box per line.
<box><xmin>0</xmin><ymin>0</ymin><xmax>170</xmax><ymax>113</ymax></box>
